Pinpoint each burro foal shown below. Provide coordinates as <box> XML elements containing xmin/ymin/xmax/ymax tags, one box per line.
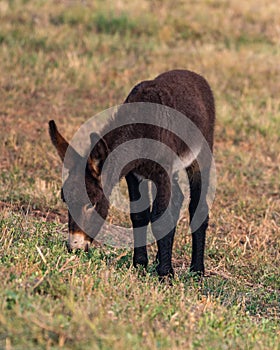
<box><xmin>49</xmin><ymin>70</ymin><xmax>215</xmax><ymax>278</ymax></box>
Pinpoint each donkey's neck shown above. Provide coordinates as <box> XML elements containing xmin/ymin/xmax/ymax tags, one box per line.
<box><xmin>100</xmin><ymin>123</ymin><xmax>137</xmax><ymax>192</ymax></box>
<box><xmin>102</xmin><ymin>124</ymin><xmax>135</xmax><ymax>153</ymax></box>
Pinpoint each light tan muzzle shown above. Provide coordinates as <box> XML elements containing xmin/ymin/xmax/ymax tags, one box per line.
<box><xmin>67</xmin><ymin>231</ymin><xmax>92</xmax><ymax>252</ymax></box>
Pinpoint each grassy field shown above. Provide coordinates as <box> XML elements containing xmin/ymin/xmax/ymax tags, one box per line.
<box><xmin>0</xmin><ymin>0</ymin><xmax>279</xmax><ymax>349</ymax></box>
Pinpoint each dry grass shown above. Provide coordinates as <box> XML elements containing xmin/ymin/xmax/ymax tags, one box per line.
<box><xmin>0</xmin><ymin>0</ymin><xmax>279</xmax><ymax>349</ymax></box>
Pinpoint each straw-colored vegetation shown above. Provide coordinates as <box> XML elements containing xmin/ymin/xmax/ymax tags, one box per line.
<box><xmin>0</xmin><ymin>0</ymin><xmax>279</xmax><ymax>349</ymax></box>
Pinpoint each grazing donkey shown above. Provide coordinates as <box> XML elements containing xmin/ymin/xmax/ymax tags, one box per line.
<box><xmin>49</xmin><ymin>70</ymin><xmax>215</xmax><ymax>278</ymax></box>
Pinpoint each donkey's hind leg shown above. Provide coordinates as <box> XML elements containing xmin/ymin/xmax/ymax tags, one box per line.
<box><xmin>186</xmin><ymin>163</ymin><xmax>210</xmax><ymax>276</ymax></box>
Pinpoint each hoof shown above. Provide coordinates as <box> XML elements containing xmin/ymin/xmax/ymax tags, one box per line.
<box><xmin>156</xmin><ymin>265</ymin><xmax>174</xmax><ymax>278</ymax></box>
<box><xmin>133</xmin><ymin>255</ymin><xmax>148</xmax><ymax>269</ymax></box>
<box><xmin>190</xmin><ymin>265</ymin><xmax>204</xmax><ymax>278</ymax></box>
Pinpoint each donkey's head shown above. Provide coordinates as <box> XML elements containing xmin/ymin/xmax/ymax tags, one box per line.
<box><xmin>49</xmin><ymin>120</ymin><xmax>109</xmax><ymax>251</ymax></box>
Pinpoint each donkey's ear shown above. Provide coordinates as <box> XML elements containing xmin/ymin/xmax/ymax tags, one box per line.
<box><xmin>49</xmin><ymin>120</ymin><xmax>69</xmax><ymax>161</ymax></box>
<box><xmin>88</xmin><ymin>132</ymin><xmax>108</xmax><ymax>176</ymax></box>
<box><xmin>49</xmin><ymin>120</ymin><xmax>82</xmax><ymax>170</ymax></box>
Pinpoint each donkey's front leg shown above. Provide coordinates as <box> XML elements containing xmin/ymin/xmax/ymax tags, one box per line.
<box><xmin>154</xmin><ymin>228</ymin><xmax>176</xmax><ymax>278</ymax></box>
<box><xmin>150</xmin><ymin>171</ymin><xmax>177</xmax><ymax>278</ymax></box>
<box><xmin>126</xmin><ymin>172</ymin><xmax>150</xmax><ymax>268</ymax></box>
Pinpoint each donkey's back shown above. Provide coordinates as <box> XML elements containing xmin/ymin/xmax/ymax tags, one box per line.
<box><xmin>124</xmin><ymin>70</ymin><xmax>215</xmax><ymax>150</ymax></box>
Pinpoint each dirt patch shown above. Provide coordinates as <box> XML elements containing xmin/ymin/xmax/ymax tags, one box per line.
<box><xmin>0</xmin><ymin>200</ymin><xmax>68</xmax><ymax>224</ymax></box>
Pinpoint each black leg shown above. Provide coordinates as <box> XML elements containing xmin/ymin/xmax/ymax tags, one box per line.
<box><xmin>153</xmin><ymin>174</ymin><xmax>184</xmax><ymax>265</ymax></box>
<box><xmin>151</xmin><ymin>171</ymin><xmax>182</xmax><ymax>278</ymax></box>
<box><xmin>125</xmin><ymin>172</ymin><xmax>150</xmax><ymax>268</ymax></box>
<box><xmin>187</xmin><ymin>165</ymin><xmax>210</xmax><ymax>276</ymax></box>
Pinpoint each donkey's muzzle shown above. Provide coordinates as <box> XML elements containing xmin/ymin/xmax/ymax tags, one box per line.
<box><xmin>67</xmin><ymin>231</ymin><xmax>92</xmax><ymax>252</ymax></box>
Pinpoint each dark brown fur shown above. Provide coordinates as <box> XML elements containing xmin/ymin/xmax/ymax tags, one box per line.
<box><xmin>49</xmin><ymin>69</ymin><xmax>215</xmax><ymax>278</ymax></box>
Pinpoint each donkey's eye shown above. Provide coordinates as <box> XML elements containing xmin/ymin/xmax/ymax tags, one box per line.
<box><xmin>61</xmin><ymin>188</ymin><xmax>65</xmax><ymax>202</ymax></box>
